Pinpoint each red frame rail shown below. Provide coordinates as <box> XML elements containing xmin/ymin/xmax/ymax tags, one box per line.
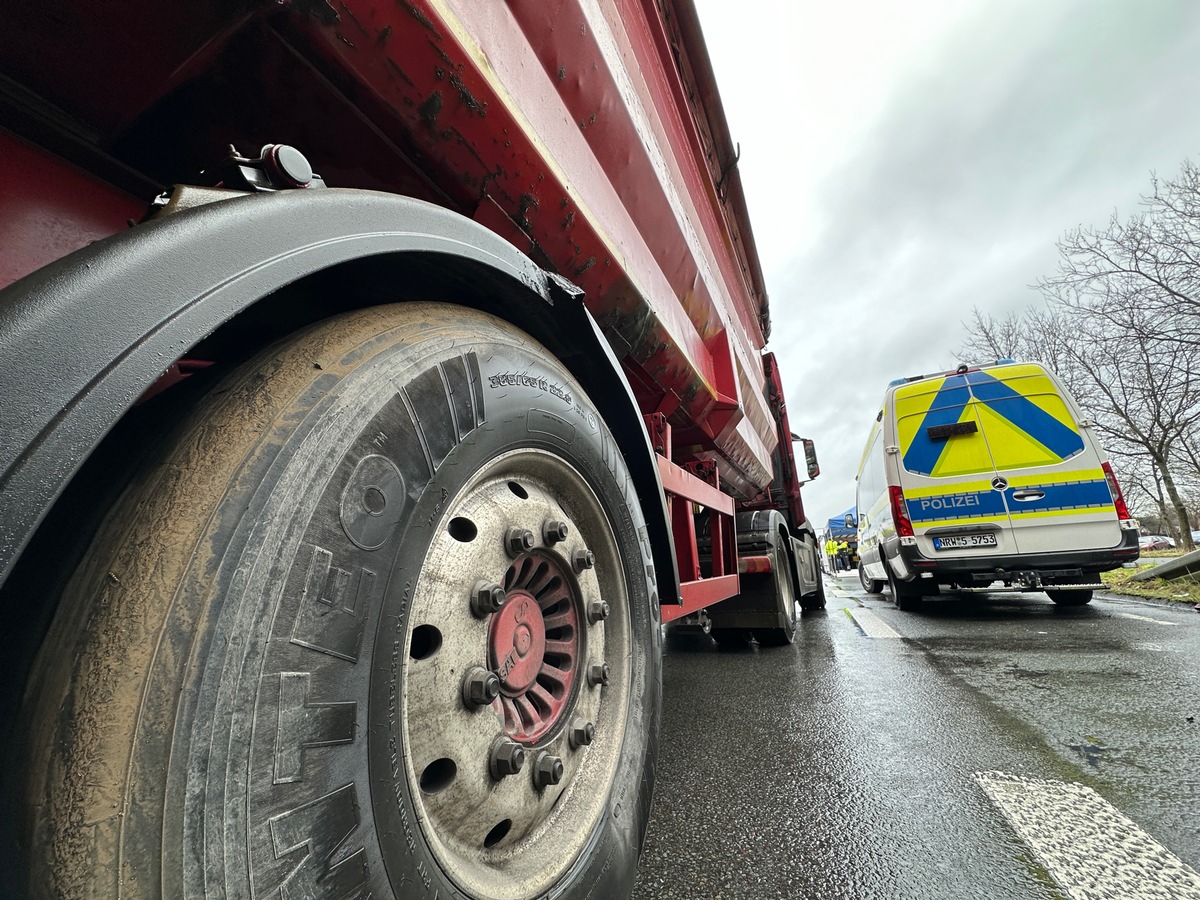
<box><xmin>648</xmin><ymin>414</ymin><xmax>739</xmax><ymax>623</ymax></box>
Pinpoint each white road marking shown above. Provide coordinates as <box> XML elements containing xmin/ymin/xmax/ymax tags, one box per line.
<box><xmin>975</xmin><ymin>771</ymin><xmax>1200</xmax><ymax>899</ymax></box>
<box><xmin>1115</xmin><ymin>612</ymin><xmax>1177</xmax><ymax>626</ymax></box>
<box><xmin>846</xmin><ymin>607</ymin><xmax>902</xmax><ymax>639</ymax></box>
<box><xmin>825</xmin><ymin>580</ymin><xmax>853</xmax><ymax>599</ymax></box>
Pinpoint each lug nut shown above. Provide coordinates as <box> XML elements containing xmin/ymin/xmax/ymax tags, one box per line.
<box><xmin>543</xmin><ymin>519</ymin><xmax>570</xmax><ymax>545</ymax></box>
<box><xmin>587</xmin><ymin>662</ymin><xmax>610</xmax><ymax>687</ymax></box>
<box><xmin>490</xmin><ymin>739</ymin><xmax>526</xmax><ymax>780</ymax></box>
<box><xmin>569</xmin><ymin>718</ymin><xmax>596</xmax><ymax>749</ymax></box>
<box><xmin>587</xmin><ymin>599</ymin><xmax>610</xmax><ymax>623</ymax></box>
<box><xmin>471</xmin><ymin>581</ymin><xmax>507</xmax><ymax>618</ymax></box>
<box><xmin>462</xmin><ymin>666</ymin><xmax>501</xmax><ymax>709</ymax></box>
<box><xmin>532</xmin><ymin>751</ymin><xmax>564</xmax><ymax>790</ymax></box>
<box><xmin>506</xmin><ymin>527</ymin><xmax>535</xmax><ymax>557</ymax></box>
<box><xmin>572</xmin><ymin>548</ymin><xmax>596</xmax><ymax>572</ymax></box>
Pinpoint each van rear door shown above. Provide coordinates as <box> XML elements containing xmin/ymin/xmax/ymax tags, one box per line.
<box><xmin>964</xmin><ymin>365</ymin><xmax>1122</xmax><ymax>555</ymax></box>
<box><xmin>894</xmin><ymin>375</ymin><xmax>1015</xmax><ymax>559</ymax></box>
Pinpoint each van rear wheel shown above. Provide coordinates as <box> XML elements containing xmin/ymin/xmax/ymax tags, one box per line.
<box><xmin>859</xmin><ymin>556</ymin><xmax>884</xmax><ymax>595</ymax></box>
<box><xmin>887</xmin><ymin>566</ymin><xmax>923</xmax><ymax>611</ymax></box>
<box><xmin>1048</xmin><ymin>589</ymin><xmax>1093</xmax><ymax>606</ymax></box>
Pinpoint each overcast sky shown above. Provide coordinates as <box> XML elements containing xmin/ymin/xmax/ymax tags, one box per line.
<box><xmin>693</xmin><ymin>0</ymin><xmax>1200</xmax><ymax>527</ymax></box>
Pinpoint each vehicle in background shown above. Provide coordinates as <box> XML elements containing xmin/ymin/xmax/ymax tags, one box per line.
<box><xmin>0</xmin><ymin>2</ymin><xmax>824</xmax><ymax>896</ymax></box>
<box><xmin>825</xmin><ymin>508</ymin><xmax>859</xmax><ymax>569</ymax></box>
<box><xmin>1139</xmin><ymin>535</ymin><xmax>1176</xmax><ymax>551</ymax></box>
<box><xmin>854</xmin><ymin>361</ymin><xmax>1139</xmax><ymax>609</ymax></box>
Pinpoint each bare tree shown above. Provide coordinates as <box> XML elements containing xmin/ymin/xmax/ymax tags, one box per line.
<box><xmin>1061</xmin><ymin>317</ymin><xmax>1200</xmax><ymax>548</ymax></box>
<box><xmin>960</xmin><ymin>308</ymin><xmax>1025</xmax><ymax>361</ymax></box>
<box><xmin>1040</xmin><ymin>159</ymin><xmax>1200</xmax><ymax>350</ymax></box>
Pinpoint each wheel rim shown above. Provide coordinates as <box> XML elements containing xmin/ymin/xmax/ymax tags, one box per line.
<box><xmin>397</xmin><ymin>449</ymin><xmax>630</xmax><ymax>899</ymax></box>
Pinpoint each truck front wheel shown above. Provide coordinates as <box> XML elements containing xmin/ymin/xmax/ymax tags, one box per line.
<box><xmin>19</xmin><ymin>302</ymin><xmax>660</xmax><ymax>900</ymax></box>
<box><xmin>754</xmin><ymin>534</ymin><xmax>799</xmax><ymax>646</ymax></box>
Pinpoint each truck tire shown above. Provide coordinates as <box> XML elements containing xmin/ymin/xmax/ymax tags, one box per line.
<box><xmin>800</xmin><ymin>566</ymin><xmax>828</xmax><ymax>611</ymax></box>
<box><xmin>754</xmin><ymin>534</ymin><xmax>799</xmax><ymax>646</ymax></box>
<box><xmin>710</xmin><ymin>628</ymin><xmax>753</xmax><ymax>649</ymax></box>
<box><xmin>19</xmin><ymin>302</ymin><xmax>660</xmax><ymax>900</ymax></box>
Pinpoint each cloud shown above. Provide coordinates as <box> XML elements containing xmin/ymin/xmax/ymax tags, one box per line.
<box><xmin>741</xmin><ymin>0</ymin><xmax>1200</xmax><ymax>523</ymax></box>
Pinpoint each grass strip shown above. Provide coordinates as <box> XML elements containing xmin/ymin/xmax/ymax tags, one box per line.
<box><xmin>1101</xmin><ymin>564</ymin><xmax>1200</xmax><ymax>604</ymax></box>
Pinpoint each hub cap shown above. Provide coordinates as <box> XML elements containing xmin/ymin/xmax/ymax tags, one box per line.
<box><xmin>490</xmin><ymin>553</ymin><xmax>580</xmax><ymax>742</ymax></box>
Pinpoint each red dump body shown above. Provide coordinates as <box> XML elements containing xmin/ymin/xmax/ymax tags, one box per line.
<box><xmin>0</xmin><ymin>6</ymin><xmax>826</xmax><ymax>892</ymax></box>
<box><xmin>0</xmin><ymin>0</ymin><xmax>779</xmax><ymax>499</ymax></box>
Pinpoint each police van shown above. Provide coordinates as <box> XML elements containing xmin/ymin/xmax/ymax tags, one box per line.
<box><xmin>854</xmin><ymin>361</ymin><xmax>1139</xmax><ymax>609</ymax></box>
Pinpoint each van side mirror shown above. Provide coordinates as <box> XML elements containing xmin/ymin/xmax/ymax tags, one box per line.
<box><xmin>799</xmin><ymin>438</ymin><xmax>819</xmax><ymax>480</ymax></box>
<box><xmin>844</xmin><ymin>513</ymin><xmax>856</xmax><ymax>528</ymax></box>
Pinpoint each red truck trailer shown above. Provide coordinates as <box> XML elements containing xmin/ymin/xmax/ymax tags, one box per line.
<box><xmin>0</xmin><ymin>1</ymin><xmax>824</xmax><ymax>896</ymax></box>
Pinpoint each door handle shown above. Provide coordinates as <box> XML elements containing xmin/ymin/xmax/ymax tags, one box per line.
<box><xmin>1011</xmin><ymin>489</ymin><xmax>1045</xmax><ymax>501</ymax></box>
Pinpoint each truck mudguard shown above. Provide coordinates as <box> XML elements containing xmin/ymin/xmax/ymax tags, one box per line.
<box><xmin>0</xmin><ymin>187</ymin><xmax>679</xmax><ymax>606</ymax></box>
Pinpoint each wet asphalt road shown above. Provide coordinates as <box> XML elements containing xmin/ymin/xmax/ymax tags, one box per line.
<box><xmin>631</xmin><ymin>571</ymin><xmax>1200</xmax><ymax>899</ymax></box>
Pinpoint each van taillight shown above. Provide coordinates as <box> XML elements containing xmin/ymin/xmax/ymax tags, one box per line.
<box><xmin>889</xmin><ymin>485</ymin><xmax>914</xmax><ymax>537</ymax></box>
<box><xmin>1101</xmin><ymin>462</ymin><xmax>1132</xmax><ymax>520</ymax></box>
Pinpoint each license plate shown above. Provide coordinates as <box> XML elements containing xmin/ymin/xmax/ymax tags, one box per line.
<box><xmin>932</xmin><ymin>533</ymin><xmax>998</xmax><ymax>550</ymax></box>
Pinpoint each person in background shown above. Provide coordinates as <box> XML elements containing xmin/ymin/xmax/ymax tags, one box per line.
<box><xmin>823</xmin><ymin>536</ymin><xmax>838</xmax><ymax>573</ymax></box>
<box><xmin>836</xmin><ymin>539</ymin><xmax>850</xmax><ymax>572</ymax></box>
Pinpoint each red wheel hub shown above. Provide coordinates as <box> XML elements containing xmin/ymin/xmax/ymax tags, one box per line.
<box><xmin>489</xmin><ymin>590</ymin><xmax>546</xmax><ymax>695</ymax></box>
<box><xmin>489</xmin><ymin>552</ymin><xmax>580</xmax><ymax>742</ymax></box>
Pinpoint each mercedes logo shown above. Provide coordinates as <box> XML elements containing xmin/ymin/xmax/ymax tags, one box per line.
<box><xmin>991</xmin><ymin>476</ymin><xmax>1009</xmax><ymax>491</ymax></box>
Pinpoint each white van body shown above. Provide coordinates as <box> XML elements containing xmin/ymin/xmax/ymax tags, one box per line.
<box><xmin>854</xmin><ymin>362</ymin><xmax>1139</xmax><ymax>607</ymax></box>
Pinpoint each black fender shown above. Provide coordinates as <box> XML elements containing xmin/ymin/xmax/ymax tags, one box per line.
<box><xmin>738</xmin><ymin>510</ymin><xmax>801</xmax><ymax>597</ymax></box>
<box><xmin>705</xmin><ymin>509</ymin><xmax>792</xmax><ymax>629</ymax></box>
<box><xmin>0</xmin><ymin>187</ymin><xmax>679</xmax><ymax>608</ymax></box>
<box><xmin>735</xmin><ymin>509</ymin><xmax>787</xmax><ymax>553</ymax></box>
<box><xmin>787</xmin><ymin>517</ymin><xmax>824</xmax><ymax>600</ymax></box>
<box><xmin>735</xmin><ymin>509</ymin><xmax>822</xmax><ymax>608</ymax></box>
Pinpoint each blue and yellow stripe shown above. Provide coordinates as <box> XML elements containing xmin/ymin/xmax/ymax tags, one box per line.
<box><xmin>904</xmin><ymin>471</ymin><xmax>1115</xmax><ymax>530</ymax></box>
<box><xmin>895</xmin><ymin>365</ymin><xmax>1085</xmax><ymax>477</ymax></box>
